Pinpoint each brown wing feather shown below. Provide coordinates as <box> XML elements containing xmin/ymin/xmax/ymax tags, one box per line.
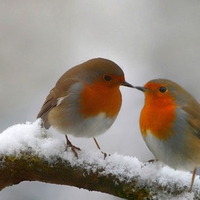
<box><xmin>37</xmin><ymin>88</ymin><xmax>58</xmax><ymax>129</ymax></box>
<box><xmin>182</xmin><ymin>99</ymin><xmax>200</xmax><ymax>139</ymax></box>
<box><xmin>37</xmin><ymin>77</ymin><xmax>79</xmax><ymax>129</ymax></box>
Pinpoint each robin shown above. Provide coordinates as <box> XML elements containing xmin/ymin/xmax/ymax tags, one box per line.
<box><xmin>37</xmin><ymin>58</ymin><xmax>133</xmax><ymax>158</ymax></box>
<box><xmin>135</xmin><ymin>79</ymin><xmax>200</xmax><ymax>192</ymax></box>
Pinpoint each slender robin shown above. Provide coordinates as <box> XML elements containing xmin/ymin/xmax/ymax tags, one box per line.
<box><xmin>37</xmin><ymin>58</ymin><xmax>133</xmax><ymax>158</ymax></box>
<box><xmin>135</xmin><ymin>79</ymin><xmax>200</xmax><ymax>192</ymax></box>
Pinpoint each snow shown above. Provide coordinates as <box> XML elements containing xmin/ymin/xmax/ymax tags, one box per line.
<box><xmin>0</xmin><ymin>119</ymin><xmax>200</xmax><ymax>199</ymax></box>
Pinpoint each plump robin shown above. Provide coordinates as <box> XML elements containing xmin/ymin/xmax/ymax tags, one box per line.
<box><xmin>37</xmin><ymin>58</ymin><xmax>133</xmax><ymax>157</ymax></box>
<box><xmin>135</xmin><ymin>79</ymin><xmax>200</xmax><ymax>192</ymax></box>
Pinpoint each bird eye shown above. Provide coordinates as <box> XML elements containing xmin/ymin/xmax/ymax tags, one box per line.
<box><xmin>159</xmin><ymin>86</ymin><xmax>167</xmax><ymax>93</ymax></box>
<box><xmin>104</xmin><ymin>75</ymin><xmax>112</xmax><ymax>81</ymax></box>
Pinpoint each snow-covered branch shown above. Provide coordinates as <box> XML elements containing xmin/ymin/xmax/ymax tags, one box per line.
<box><xmin>0</xmin><ymin>120</ymin><xmax>199</xmax><ymax>199</ymax></box>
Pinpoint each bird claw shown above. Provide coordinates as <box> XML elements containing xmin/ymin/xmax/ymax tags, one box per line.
<box><xmin>93</xmin><ymin>137</ymin><xmax>110</xmax><ymax>159</ymax></box>
<box><xmin>65</xmin><ymin>144</ymin><xmax>81</xmax><ymax>158</ymax></box>
<box><xmin>142</xmin><ymin>159</ymin><xmax>159</xmax><ymax>167</ymax></box>
<box><xmin>101</xmin><ymin>151</ymin><xmax>110</xmax><ymax>160</ymax></box>
<box><xmin>65</xmin><ymin>135</ymin><xmax>81</xmax><ymax>158</ymax></box>
<box><xmin>147</xmin><ymin>159</ymin><xmax>159</xmax><ymax>163</ymax></box>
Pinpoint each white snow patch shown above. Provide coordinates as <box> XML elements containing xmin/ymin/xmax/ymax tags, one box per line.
<box><xmin>0</xmin><ymin>120</ymin><xmax>200</xmax><ymax>199</ymax></box>
<box><xmin>0</xmin><ymin>119</ymin><xmax>65</xmax><ymax>158</ymax></box>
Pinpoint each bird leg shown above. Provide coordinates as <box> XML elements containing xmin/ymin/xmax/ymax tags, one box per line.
<box><xmin>65</xmin><ymin>135</ymin><xmax>81</xmax><ymax>158</ymax></box>
<box><xmin>93</xmin><ymin>137</ymin><xmax>109</xmax><ymax>159</ymax></box>
<box><xmin>188</xmin><ymin>167</ymin><xmax>197</xmax><ymax>192</ymax></box>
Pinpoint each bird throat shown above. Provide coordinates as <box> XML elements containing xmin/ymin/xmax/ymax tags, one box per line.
<box><xmin>140</xmin><ymin>96</ymin><xmax>176</xmax><ymax>140</ymax></box>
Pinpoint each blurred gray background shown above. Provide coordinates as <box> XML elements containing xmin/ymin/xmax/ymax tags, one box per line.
<box><xmin>1</xmin><ymin>1</ymin><xmax>200</xmax><ymax>200</ymax></box>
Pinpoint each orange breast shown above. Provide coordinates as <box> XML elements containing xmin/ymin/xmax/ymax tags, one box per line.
<box><xmin>140</xmin><ymin>96</ymin><xmax>176</xmax><ymax>140</ymax></box>
<box><xmin>80</xmin><ymin>80</ymin><xmax>122</xmax><ymax>118</ymax></box>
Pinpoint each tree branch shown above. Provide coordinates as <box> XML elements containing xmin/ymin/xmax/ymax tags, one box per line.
<box><xmin>0</xmin><ymin>150</ymin><xmax>199</xmax><ymax>199</ymax></box>
<box><xmin>0</xmin><ymin>152</ymin><xmax>150</xmax><ymax>199</ymax></box>
<box><xmin>0</xmin><ymin>121</ymin><xmax>199</xmax><ymax>199</ymax></box>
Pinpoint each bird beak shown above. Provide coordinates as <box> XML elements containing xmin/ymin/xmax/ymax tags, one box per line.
<box><xmin>134</xmin><ymin>86</ymin><xmax>148</xmax><ymax>92</ymax></box>
<box><xmin>121</xmin><ymin>81</ymin><xmax>134</xmax><ymax>88</ymax></box>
